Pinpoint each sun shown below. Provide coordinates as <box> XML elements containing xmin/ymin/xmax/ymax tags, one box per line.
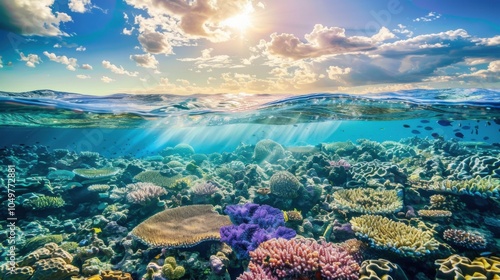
<box><xmin>221</xmin><ymin>4</ymin><xmax>254</xmax><ymax>33</ymax></box>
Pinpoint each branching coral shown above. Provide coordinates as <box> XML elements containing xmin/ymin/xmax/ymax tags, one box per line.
<box><xmin>332</xmin><ymin>188</ymin><xmax>403</xmax><ymax>214</ymax></box>
<box><xmin>350</xmin><ymin>215</ymin><xmax>441</xmax><ymax>258</ymax></box>
<box><xmin>442</xmin><ymin>229</ymin><xmax>487</xmax><ymax>249</ymax></box>
<box><xmin>125</xmin><ymin>182</ymin><xmax>166</xmax><ymax>205</ymax></box>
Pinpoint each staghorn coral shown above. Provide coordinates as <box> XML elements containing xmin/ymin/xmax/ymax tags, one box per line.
<box><xmin>435</xmin><ymin>254</ymin><xmax>500</xmax><ymax>280</ymax></box>
<box><xmin>428</xmin><ymin>194</ymin><xmax>465</xmax><ymax>211</ymax></box>
<box><xmin>245</xmin><ymin>237</ymin><xmax>360</xmax><ymax>280</ymax></box>
<box><xmin>253</xmin><ymin>139</ymin><xmax>285</xmax><ymax>163</ymax></box>
<box><xmin>73</xmin><ymin>167</ymin><xmax>120</xmax><ymax>179</ymax></box>
<box><xmin>417</xmin><ymin>209</ymin><xmax>452</xmax><ymax>219</ymax></box>
<box><xmin>443</xmin><ymin>229</ymin><xmax>487</xmax><ymax>249</ymax></box>
<box><xmin>269</xmin><ymin>171</ymin><xmax>301</xmax><ymax>198</ymax></box>
<box><xmin>351</xmin><ymin>215</ymin><xmax>441</xmax><ymax>258</ymax></box>
<box><xmin>125</xmin><ymin>182</ymin><xmax>167</xmax><ymax>205</ymax></box>
<box><xmin>332</xmin><ymin>188</ymin><xmax>403</xmax><ymax>214</ymax></box>
<box><xmin>359</xmin><ymin>259</ymin><xmax>408</xmax><ymax>280</ymax></box>
<box><xmin>237</xmin><ymin>263</ymin><xmax>278</xmax><ymax>280</ymax></box>
<box><xmin>23</xmin><ymin>195</ymin><xmax>65</xmax><ymax>210</ymax></box>
<box><xmin>190</xmin><ymin>181</ymin><xmax>218</xmax><ymax>196</ymax></box>
<box><xmin>421</xmin><ymin>176</ymin><xmax>500</xmax><ymax>198</ymax></box>
<box><xmin>131</xmin><ymin>204</ymin><xmax>232</xmax><ymax>247</ymax></box>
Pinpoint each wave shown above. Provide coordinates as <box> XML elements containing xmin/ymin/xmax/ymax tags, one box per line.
<box><xmin>0</xmin><ymin>88</ymin><xmax>499</xmax><ymax>128</ymax></box>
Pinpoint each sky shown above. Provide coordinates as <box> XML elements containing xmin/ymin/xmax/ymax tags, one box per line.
<box><xmin>0</xmin><ymin>0</ymin><xmax>499</xmax><ymax>95</ymax></box>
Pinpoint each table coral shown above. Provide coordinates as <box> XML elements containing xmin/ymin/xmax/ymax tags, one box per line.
<box><xmin>131</xmin><ymin>204</ymin><xmax>232</xmax><ymax>248</ymax></box>
<box><xmin>351</xmin><ymin>215</ymin><xmax>441</xmax><ymax>258</ymax></box>
<box><xmin>332</xmin><ymin>188</ymin><xmax>403</xmax><ymax>214</ymax></box>
<box><xmin>73</xmin><ymin>167</ymin><xmax>120</xmax><ymax>179</ymax></box>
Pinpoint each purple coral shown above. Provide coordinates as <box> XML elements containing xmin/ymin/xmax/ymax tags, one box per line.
<box><xmin>126</xmin><ymin>182</ymin><xmax>167</xmax><ymax>205</ymax></box>
<box><xmin>191</xmin><ymin>181</ymin><xmax>218</xmax><ymax>196</ymax></box>
<box><xmin>329</xmin><ymin>159</ymin><xmax>351</xmax><ymax>170</ymax></box>
<box><xmin>220</xmin><ymin>203</ymin><xmax>296</xmax><ymax>259</ymax></box>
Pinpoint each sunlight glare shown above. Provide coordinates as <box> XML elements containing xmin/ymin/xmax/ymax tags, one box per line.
<box><xmin>222</xmin><ymin>4</ymin><xmax>254</xmax><ymax>33</ymax></box>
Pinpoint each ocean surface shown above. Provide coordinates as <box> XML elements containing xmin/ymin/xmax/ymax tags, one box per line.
<box><xmin>0</xmin><ymin>88</ymin><xmax>499</xmax><ymax>280</ymax></box>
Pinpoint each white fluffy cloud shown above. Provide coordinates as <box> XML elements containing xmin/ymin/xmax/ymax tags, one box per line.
<box><xmin>20</xmin><ymin>53</ymin><xmax>41</xmax><ymax>67</ymax></box>
<box><xmin>80</xmin><ymin>64</ymin><xmax>93</xmax><ymax>70</ymax></box>
<box><xmin>0</xmin><ymin>0</ymin><xmax>72</xmax><ymax>36</ymax></box>
<box><xmin>102</xmin><ymin>60</ymin><xmax>138</xmax><ymax>77</ymax></box>
<box><xmin>263</xmin><ymin>24</ymin><xmax>376</xmax><ymax>60</ymax></box>
<box><xmin>53</xmin><ymin>43</ymin><xmax>62</xmax><ymax>48</ymax></box>
<box><xmin>69</xmin><ymin>0</ymin><xmax>92</xmax><ymax>13</ymax></box>
<box><xmin>327</xmin><ymin>66</ymin><xmax>351</xmax><ymax>79</ymax></box>
<box><xmin>177</xmin><ymin>48</ymin><xmax>233</xmax><ymax>69</ymax></box>
<box><xmin>76</xmin><ymin>46</ymin><xmax>86</xmax><ymax>51</ymax></box>
<box><xmin>0</xmin><ymin>56</ymin><xmax>3</xmax><ymax>68</ymax></box>
<box><xmin>130</xmin><ymin>53</ymin><xmax>158</xmax><ymax>69</ymax></box>
<box><xmin>413</xmin><ymin>12</ymin><xmax>441</xmax><ymax>22</ymax></box>
<box><xmin>76</xmin><ymin>74</ymin><xmax>90</xmax><ymax>79</ymax></box>
<box><xmin>101</xmin><ymin>76</ymin><xmax>114</xmax><ymax>83</ymax></box>
<box><xmin>137</xmin><ymin>31</ymin><xmax>174</xmax><ymax>55</ymax></box>
<box><xmin>43</xmin><ymin>51</ymin><xmax>78</xmax><ymax>71</ymax></box>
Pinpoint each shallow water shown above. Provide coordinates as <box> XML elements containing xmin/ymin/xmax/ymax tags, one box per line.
<box><xmin>1</xmin><ymin>88</ymin><xmax>500</xmax><ymax>280</ymax></box>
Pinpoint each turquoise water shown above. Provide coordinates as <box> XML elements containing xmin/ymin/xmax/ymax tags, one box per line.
<box><xmin>0</xmin><ymin>88</ymin><xmax>499</xmax><ymax>280</ymax></box>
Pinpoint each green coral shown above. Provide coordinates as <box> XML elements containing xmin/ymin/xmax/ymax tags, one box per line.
<box><xmin>72</xmin><ymin>167</ymin><xmax>120</xmax><ymax>179</ymax></box>
<box><xmin>269</xmin><ymin>171</ymin><xmax>301</xmax><ymax>198</ymax></box>
<box><xmin>134</xmin><ymin>170</ymin><xmax>183</xmax><ymax>188</ymax></box>
<box><xmin>24</xmin><ymin>196</ymin><xmax>65</xmax><ymax>210</ymax></box>
<box><xmin>162</xmin><ymin>257</ymin><xmax>186</xmax><ymax>279</ymax></box>
<box><xmin>23</xmin><ymin>235</ymin><xmax>63</xmax><ymax>253</ymax></box>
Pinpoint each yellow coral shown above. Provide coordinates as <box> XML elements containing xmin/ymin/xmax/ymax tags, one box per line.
<box><xmin>435</xmin><ymin>255</ymin><xmax>500</xmax><ymax>280</ymax></box>
<box><xmin>161</xmin><ymin>257</ymin><xmax>185</xmax><ymax>280</ymax></box>
<box><xmin>333</xmin><ymin>188</ymin><xmax>403</xmax><ymax>214</ymax></box>
<box><xmin>351</xmin><ymin>215</ymin><xmax>441</xmax><ymax>258</ymax></box>
<box><xmin>418</xmin><ymin>210</ymin><xmax>452</xmax><ymax>218</ymax></box>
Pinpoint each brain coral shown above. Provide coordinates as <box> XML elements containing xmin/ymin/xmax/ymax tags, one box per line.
<box><xmin>333</xmin><ymin>188</ymin><xmax>403</xmax><ymax>214</ymax></box>
<box><xmin>269</xmin><ymin>171</ymin><xmax>301</xmax><ymax>198</ymax></box>
<box><xmin>131</xmin><ymin>204</ymin><xmax>232</xmax><ymax>247</ymax></box>
<box><xmin>435</xmin><ymin>254</ymin><xmax>500</xmax><ymax>280</ymax></box>
<box><xmin>253</xmin><ymin>139</ymin><xmax>285</xmax><ymax>163</ymax></box>
<box><xmin>351</xmin><ymin>215</ymin><xmax>441</xmax><ymax>258</ymax></box>
<box><xmin>359</xmin><ymin>259</ymin><xmax>408</xmax><ymax>280</ymax></box>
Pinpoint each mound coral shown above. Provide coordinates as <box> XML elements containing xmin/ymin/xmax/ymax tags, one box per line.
<box><xmin>243</xmin><ymin>238</ymin><xmax>360</xmax><ymax>280</ymax></box>
<box><xmin>88</xmin><ymin>184</ymin><xmax>111</xmax><ymax>193</ymax></box>
<box><xmin>131</xmin><ymin>204</ymin><xmax>232</xmax><ymax>248</ymax></box>
<box><xmin>190</xmin><ymin>181</ymin><xmax>218</xmax><ymax>196</ymax></box>
<box><xmin>269</xmin><ymin>171</ymin><xmax>301</xmax><ymax>198</ymax></box>
<box><xmin>220</xmin><ymin>203</ymin><xmax>296</xmax><ymax>259</ymax></box>
<box><xmin>332</xmin><ymin>188</ymin><xmax>403</xmax><ymax>214</ymax></box>
<box><xmin>73</xmin><ymin>167</ymin><xmax>120</xmax><ymax>179</ymax></box>
<box><xmin>350</xmin><ymin>215</ymin><xmax>441</xmax><ymax>258</ymax></box>
<box><xmin>442</xmin><ymin>229</ymin><xmax>487</xmax><ymax>249</ymax></box>
<box><xmin>435</xmin><ymin>254</ymin><xmax>500</xmax><ymax>280</ymax></box>
<box><xmin>253</xmin><ymin>139</ymin><xmax>285</xmax><ymax>163</ymax></box>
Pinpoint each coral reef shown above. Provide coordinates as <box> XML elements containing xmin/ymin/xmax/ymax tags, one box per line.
<box><xmin>125</xmin><ymin>182</ymin><xmax>167</xmax><ymax>205</ymax></box>
<box><xmin>332</xmin><ymin>188</ymin><xmax>403</xmax><ymax>214</ymax></box>
<box><xmin>435</xmin><ymin>254</ymin><xmax>500</xmax><ymax>280</ymax></box>
<box><xmin>133</xmin><ymin>170</ymin><xmax>183</xmax><ymax>188</ymax></box>
<box><xmin>131</xmin><ymin>204</ymin><xmax>232</xmax><ymax>247</ymax></box>
<box><xmin>351</xmin><ymin>215</ymin><xmax>441</xmax><ymax>258</ymax></box>
<box><xmin>23</xmin><ymin>195</ymin><xmax>65</xmax><ymax>210</ymax></box>
<box><xmin>359</xmin><ymin>259</ymin><xmax>408</xmax><ymax>280</ymax></box>
<box><xmin>73</xmin><ymin>167</ymin><xmax>120</xmax><ymax>179</ymax></box>
<box><xmin>243</xmin><ymin>238</ymin><xmax>360</xmax><ymax>280</ymax></box>
<box><xmin>417</xmin><ymin>209</ymin><xmax>452</xmax><ymax>219</ymax></box>
<box><xmin>422</xmin><ymin>176</ymin><xmax>500</xmax><ymax>198</ymax></box>
<box><xmin>442</xmin><ymin>229</ymin><xmax>487</xmax><ymax>249</ymax></box>
<box><xmin>220</xmin><ymin>203</ymin><xmax>296</xmax><ymax>259</ymax></box>
<box><xmin>269</xmin><ymin>171</ymin><xmax>301</xmax><ymax>198</ymax></box>
<box><xmin>253</xmin><ymin>139</ymin><xmax>285</xmax><ymax>163</ymax></box>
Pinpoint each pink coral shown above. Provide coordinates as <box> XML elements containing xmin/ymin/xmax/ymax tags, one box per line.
<box><xmin>245</xmin><ymin>238</ymin><xmax>359</xmax><ymax>280</ymax></box>
<box><xmin>126</xmin><ymin>182</ymin><xmax>167</xmax><ymax>205</ymax></box>
<box><xmin>236</xmin><ymin>263</ymin><xmax>277</xmax><ymax>280</ymax></box>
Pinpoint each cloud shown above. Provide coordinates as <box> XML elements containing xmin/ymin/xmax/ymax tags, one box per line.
<box><xmin>80</xmin><ymin>64</ymin><xmax>93</xmax><ymax>70</ymax></box>
<box><xmin>177</xmin><ymin>48</ymin><xmax>233</xmax><ymax>69</ymax></box>
<box><xmin>130</xmin><ymin>53</ymin><xmax>158</xmax><ymax>69</ymax></box>
<box><xmin>77</xmin><ymin>74</ymin><xmax>91</xmax><ymax>79</ymax></box>
<box><xmin>263</xmin><ymin>24</ymin><xmax>376</xmax><ymax>60</ymax></box>
<box><xmin>69</xmin><ymin>0</ymin><xmax>92</xmax><ymax>13</ymax></box>
<box><xmin>54</xmin><ymin>43</ymin><xmax>62</xmax><ymax>48</ymax></box>
<box><xmin>392</xmin><ymin>24</ymin><xmax>413</xmax><ymax>38</ymax></box>
<box><xmin>43</xmin><ymin>51</ymin><xmax>78</xmax><ymax>71</ymax></box>
<box><xmin>371</xmin><ymin>27</ymin><xmax>395</xmax><ymax>42</ymax></box>
<box><xmin>327</xmin><ymin>66</ymin><xmax>351</xmax><ymax>80</ymax></box>
<box><xmin>413</xmin><ymin>12</ymin><xmax>441</xmax><ymax>22</ymax></box>
<box><xmin>475</xmin><ymin>35</ymin><xmax>500</xmax><ymax>46</ymax></box>
<box><xmin>458</xmin><ymin>60</ymin><xmax>500</xmax><ymax>82</ymax></box>
<box><xmin>19</xmin><ymin>53</ymin><xmax>41</xmax><ymax>67</ymax></box>
<box><xmin>101</xmin><ymin>76</ymin><xmax>114</xmax><ymax>83</ymax></box>
<box><xmin>102</xmin><ymin>60</ymin><xmax>139</xmax><ymax>76</ymax></box>
<box><xmin>123</xmin><ymin>27</ymin><xmax>134</xmax><ymax>35</ymax></box>
<box><xmin>0</xmin><ymin>0</ymin><xmax>72</xmax><ymax>36</ymax></box>
<box><xmin>76</xmin><ymin>46</ymin><xmax>86</xmax><ymax>51</ymax></box>
<box><xmin>0</xmin><ymin>56</ymin><xmax>3</xmax><ymax>68</ymax></box>
<box><xmin>125</xmin><ymin>0</ymin><xmax>255</xmax><ymax>43</ymax></box>
<box><xmin>138</xmin><ymin>31</ymin><xmax>174</xmax><ymax>54</ymax></box>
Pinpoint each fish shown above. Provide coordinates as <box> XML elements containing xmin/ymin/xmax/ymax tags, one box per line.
<box><xmin>403</xmin><ymin>124</ymin><xmax>410</xmax><ymax>128</ymax></box>
<box><xmin>455</xmin><ymin>132</ymin><xmax>464</xmax><ymax>138</ymax></box>
<box><xmin>411</xmin><ymin>130</ymin><xmax>421</xmax><ymax>134</ymax></box>
<box><xmin>438</xmin><ymin>120</ymin><xmax>453</xmax><ymax>126</ymax></box>
<box><xmin>431</xmin><ymin>133</ymin><xmax>441</xmax><ymax>139</ymax></box>
<box><xmin>424</xmin><ymin>126</ymin><xmax>433</xmax><ymax>130</ymax></box>
<box><xmin>494</xmin><ymin>119</ymin><xmax>500</xmax><ymax>125</ymax></box>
